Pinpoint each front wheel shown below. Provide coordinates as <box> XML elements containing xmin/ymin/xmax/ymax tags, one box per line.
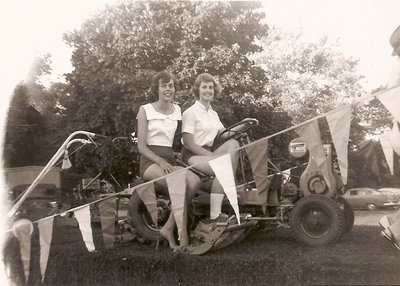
<box><xmin>290</xmin><ymin>195</ymin><xmax>345</xmax><ymax>246</ymax></box>
<box><xmin>127</xmin><ymin>186</ymin><xmax>171</xmax><ymax>243</ymax></box>
<box><xmin>367</xmin><ymin>203</ymin><xmax>377</xmax><ymax>211</ymax></box>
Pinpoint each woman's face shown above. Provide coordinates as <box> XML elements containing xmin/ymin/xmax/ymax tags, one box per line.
<box><xmin>198</xmin><ymin>81</ymin><xmax>214</xmax><ymax>103</ymax></box>
<box><xmin>158</xmin><ymin>79</ymin><xmax>175</xmax><ymax>102</ymax></box>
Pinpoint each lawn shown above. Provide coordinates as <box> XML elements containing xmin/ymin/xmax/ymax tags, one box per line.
<box><xmin>4</xmin><ymin>218</ymin><xmax>400</xmax><ymax>286</ymax></box>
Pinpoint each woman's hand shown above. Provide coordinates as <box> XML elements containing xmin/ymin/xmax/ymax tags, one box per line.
<box><xmin>158</xmin><ymin>160</ymin><xmax>175</xmax><ymax>174</ymax></box>
<box><xmin>241</xmin><ymin>117</ymin><xmax>259</xmax><ymax>125</ymax></box>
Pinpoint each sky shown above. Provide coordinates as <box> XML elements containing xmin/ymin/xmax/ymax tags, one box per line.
<box><xmin>1</xmin><ymin>0</ymin><xmax>399</xmax><ymax>93</ymax></box>
<box><xmin>264</xmin><ymin>0</ymin><xmax>400</xmax><ymax>90</ymax></box>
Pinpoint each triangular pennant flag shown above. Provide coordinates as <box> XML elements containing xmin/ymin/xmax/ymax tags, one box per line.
<box><xmin>388</xmin><ymin>222</ymin><xmax>400</xmax><ymax>247</ymax></box>
<box><xmin>282</xmin><ymin>168</ymin><xmax>291</xmax><ymax>182</ymax></box>
<box><xmin>390</xmin><ymin>119</ymin><xmax>400</xmax><ymax>156</ymax></box>
<box><xmin>136</xmin><ymin>183</ymin><xmax>158</xmax><ymax>228</ymax></box>
<box><xmin>209</xmin><ymin>154</ymin><xmax>240</xmax><ymax>224</ymax></box>
<box><xmin>295</xmin><ymin>120</ymin><xmax>332</xmax><ymax>191</ymax></box>
<box><xmin>13</xmin><ymin>219</ymin><xmax>33</xmax><ymax>283</ymax></box>
<box><xmin>38</xmin><ymin>217</ymin><xmax>54</xmax><ymax>283</ymax></box>
<box><xmin>387</xmin><ymin>207</ymin><xmax>400</xmax><ymax>224</ymax></box>
<box><xmin>62</xmin><ymin>149</ymin><xmax>72</xmax><ymax>169</ymax></box>
<box><xmin>98</xmin><ymin>197</ymin><xmax>116</xmax><ymax>249</ymax></box>
<box><xmin>358</xmin><ymin>140</ymin><xmax>380</xmax><ymax>176</ymax></box>
<box><xmin>245</xmin><ymin>141</ymin><xmax>269</xmax><ymax>213</ymax></box>
<box><xmin>326</xmin><ymin>106</ymin><xmax>352</xmax><ymax>185</ymax></box>
<box><xmin>166</xmin><ymin>169</ymin><xmax>187</xmax><ymax>241</ymax></box>
<box><xmin>74</xmin><ymin>206</ymin><xmax>95</xmax><ymax>252</ymax></box>
<box><xmin>376</xmin><ymin>85</ymin><xmax>400</xmax><ymax>122</ymax></box>
<box><xmin>380</xmin><ymin>133</ymin><xmax>394</xmax><ymax>175</ymax></box>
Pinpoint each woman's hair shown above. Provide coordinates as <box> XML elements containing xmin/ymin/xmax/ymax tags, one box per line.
<box><xmin>192</xmin><ymin>73</ymin><xmax>221</xmax><ymax>98</ymax></box>
<box><xmin>149</xmin><ymin>71</ymin><xmax>177</xmax><ymax>101</ymax></box>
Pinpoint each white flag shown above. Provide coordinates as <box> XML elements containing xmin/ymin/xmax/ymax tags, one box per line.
<box><xmin>38</xmin><ymin>217</ymin><xmax>54</xmax><ymax>283</ymax></box>
<box><xmin>98</xmin><ymin>197</ymin><xmax>116</xmax><ymax>249</ymax></box>
<box><xmin>13</xmin><ymin>219</ymin><xmax>33</xmax><ymax>283</ymax></box>
<box><xmin>380</xmin><ymin>133</ymin><xmax>394</xmax><ymax>175</ymax></box>
<box><xmin>209</xmin><ymin>154</ymin><xmax>240</xmax><ymax>224</ymax></box>
<box><xmin>136</xmin><ymin>183</ymin><xmax>158</xmax><ymax>228</ymax></box>
<box><xmin>376</xmin><ymin>85</ymin><xmax>400</xmax><ymax>122</ymax></box>
<box><xmin>75</xmin><ymin>205</ymin><xmax>95</xmax><ymax>252</ymax></box>
<box><xmin>245</xmin><ymin>141</ymin><xmax>269</xmax><ymax>212</ymax></box>
<box><xmin>166</xmin><ymin>169</ymin><xmax>187</xmax><ymax>241</ymax></box>
<box><xmin>390</xmin><ymin>119</ymin><xmax>400</xmax><ymax>156</ymax></box>
<box><xmin>296</xmin><ymin>120</ymin><xmax>332</xmax><ymax>191</ymax></box>
<box><xmin>326</xmin><ymin>106</ymin><xmax>351</xmax><ymax>184</ymax></box>
<box><xmin>282</xmin><ymin>168</ymin><xmax>291</xmax><ymax>182</ymax></box>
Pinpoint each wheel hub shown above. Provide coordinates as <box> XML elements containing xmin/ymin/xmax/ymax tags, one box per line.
<box><xmin>141</xmin><ymin>197</ymin><xmax>171</xmax><ymax>231</ymax></box>
<box><xmin>300</xmin><ymin>207</ymin><xmax>330</xmax><ymax>238</ymax></box>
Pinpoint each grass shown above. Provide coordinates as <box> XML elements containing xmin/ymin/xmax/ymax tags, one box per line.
<box><xmin>4</xmin><ymin>218</ymin><xmax>400</xmax><ymax>286</ymax></box>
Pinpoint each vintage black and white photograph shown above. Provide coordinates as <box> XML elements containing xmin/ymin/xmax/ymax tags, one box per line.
<box><xmin>1</xmin><ymin>0</ymin><xmax>400</xmax><ymax>285</ymax></box>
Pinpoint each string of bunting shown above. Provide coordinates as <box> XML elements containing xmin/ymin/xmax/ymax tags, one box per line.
<box><xmin>6</xmin><ymin>84</ymin><xmax>400</xmax><ymax>283</ymax></box>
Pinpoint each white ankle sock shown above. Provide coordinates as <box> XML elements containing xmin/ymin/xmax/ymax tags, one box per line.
<box><xmin>210</xmin><ymin>193</ymin><xmax>225</xmax><ymax>219</ymax></box>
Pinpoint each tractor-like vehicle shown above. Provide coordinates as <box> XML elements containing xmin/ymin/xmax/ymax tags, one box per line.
<box><xmin>126</xmin><ymin>119</ymin><xmax>354</xmax><ymax>255</ymax></box>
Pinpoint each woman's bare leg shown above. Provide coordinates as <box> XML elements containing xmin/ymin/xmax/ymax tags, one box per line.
<box><xmin>179</xmin><ymin>170</ymin><xmax>200</xmax><ymax>247</ymax></box>
<box><xmin>159</xmin><ymin>213</ymin><xmax>178</xmax><ymax>249</ymax></box>
<box><xmin>143</xmin><ymin>164</ymin><xmax>178</xmax><ymax>249</ymax></box>
<box><xmin>188</xmin><ymin>139</ymin><xmax>240</xmax><ymax>219</ymax></box>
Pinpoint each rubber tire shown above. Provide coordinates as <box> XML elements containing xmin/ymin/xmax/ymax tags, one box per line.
<box><xmin>367</xmin><ymin>203</ymin><xmax>377</xmax><ymax>211</ymax></box>
<box><xmin>127</xmin><ymin>186</ymin><xmax>171</xmax><ymax>243</ymax></box>
<box><xmin>337</xmin><ymin>196</ymin><xmax>354</xmax><ymax>234</ymax></box>
<box><xmin>290</xmin><ymin>195</ymin><xmax>345</xmax><ymax>246</ymax></box>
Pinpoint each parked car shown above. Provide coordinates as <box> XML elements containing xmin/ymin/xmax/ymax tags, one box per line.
<box><xmin>10</xmin><ymin>183</ymin><xmax>69</xmax><ymax>221</ymax></box>
<box><xmin>343</xmin><ymin>188</ymin><xmax>400</xmax><ymax>210</ymax></box>
<box><xmin>377</xmin><ymin>188</ymin><xmax>400</xmax><ymax>208</ymax></box>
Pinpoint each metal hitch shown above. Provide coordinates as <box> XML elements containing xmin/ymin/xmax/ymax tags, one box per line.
<box><xmin>188</xmin><ymin>215</ymin><xmax>258</xmax><ymax>255</ymax></box>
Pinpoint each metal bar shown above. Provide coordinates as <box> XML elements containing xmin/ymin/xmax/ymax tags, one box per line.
<box><xmin>7</xmin><ymin>131</ymin><xmax>97</xmax><ymax>218</ymax></box>
<box><xmin>243</xmin><ymin>216</ymin><xmax>277</xmax><ymax>221</ymax></box>
<box><xmin>82</xmin><ymin>172</ymin><xmax>102</xmax><ymax>190</ymax></box>
<box><xmin>224</xmin><ymin>221</ymin><xmax>258</xmax><ymax>232</ymax></box>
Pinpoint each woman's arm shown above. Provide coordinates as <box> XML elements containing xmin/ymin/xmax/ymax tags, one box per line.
<box><xmin>182</xmin><ymin>132</ymin><xmax>214</xmax><ymax>156</ymax></box>
<box><xmin>137</xmin><ymin>106</ymin><xmax>174</xmax><ymax>173</ymax></box>
<box><xmin>182</xmin><ymin>108</ymin><xmax>215</xmax><ymax>156</ymax></box>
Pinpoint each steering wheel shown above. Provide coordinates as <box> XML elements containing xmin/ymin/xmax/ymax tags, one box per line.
<box><xmin>218</xmin><ymin>118</ymin><xmax>259</xmax><ymax>141</ymax></box>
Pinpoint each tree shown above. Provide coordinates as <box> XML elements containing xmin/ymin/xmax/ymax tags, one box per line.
<box><xmin>62</xmin><ymin>1</ymin><xmax>271</xmax><ymax>134</ymax></box>
<box><xmin>59</xmin><ymin>0</ymin><xmax>292</xmax><ymax>183</ymax></box>
<box><xmin>3</xmin><ymin>84</ymin><xmax>45</xmax><ymax>167</ymax></box>
<box><xmin>251</xmin><ymin>27</ymin><xmax>365</xmax><ymax>125</ymax></box>
<box><xmin>25</xmin><ymin>53</ymin><xmax>53</xmax><ymax>112</ymax></box>
<box><xmin>356</xmin><ymin>96</ymin><xmax>393</xmax><ymax>138</ymax></box>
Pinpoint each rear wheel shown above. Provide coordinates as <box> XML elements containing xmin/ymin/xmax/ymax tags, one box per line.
<box><xmin>337</xmin><ymin>196</ymin><xmax>354</xmax><ymax>233</ymax></box>
<box><xmin>367</xmin><ymin>203</ymin><xmax>377</xmax><ymax>210</ymax></box>
<box><xmin>290</xmin><ymin>195</ymin><xmax>345</xmax><ymax>246</ymax></box>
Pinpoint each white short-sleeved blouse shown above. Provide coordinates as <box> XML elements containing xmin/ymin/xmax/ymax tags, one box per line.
<box><xmin>182</xmin><ymin>100</ymin><xmax>224</xmax><ymax>147</ymax></box>
<box><xmin>138</xmin><ymin>103</ymin><xmax>181</xmax><ymax>147</ymax></box>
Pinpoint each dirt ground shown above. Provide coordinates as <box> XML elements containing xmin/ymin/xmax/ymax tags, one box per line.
<box><xmin>4</xmin><ymin>209</ymin><xmax>400</xmax><ymax>286</ymax></box>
